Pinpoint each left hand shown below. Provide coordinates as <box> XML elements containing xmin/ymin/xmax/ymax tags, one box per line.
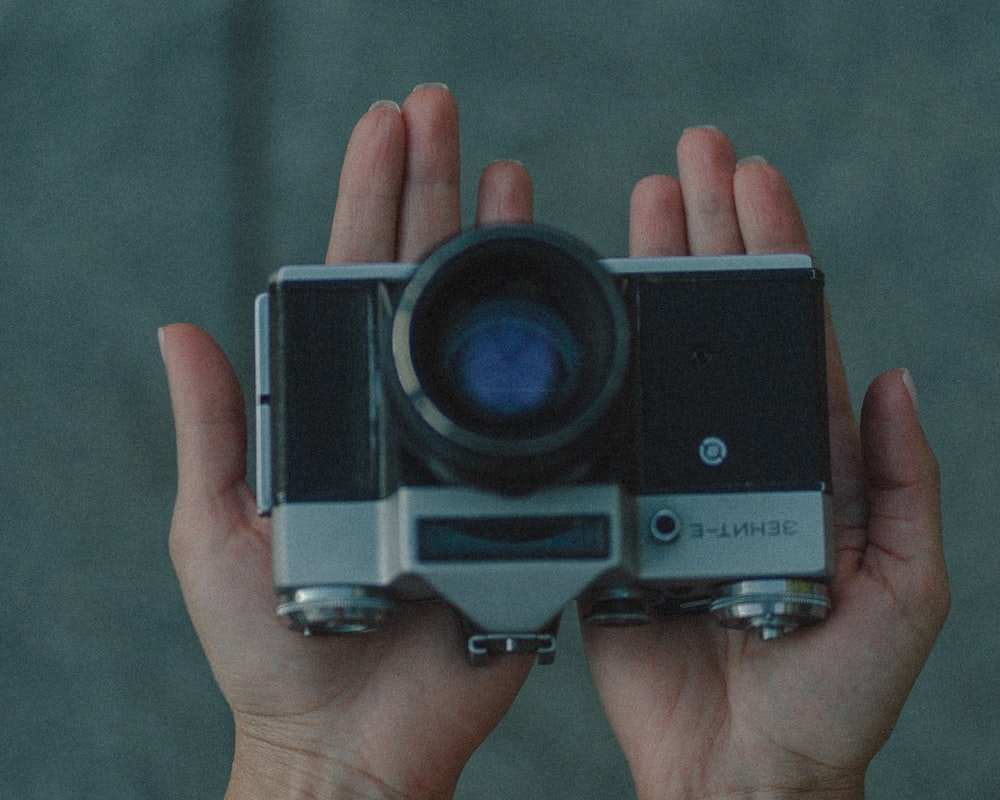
<box><xmin>162</xmin><ymin>84</ymin><xmax>535</xmax><ymax>800</ymax></box>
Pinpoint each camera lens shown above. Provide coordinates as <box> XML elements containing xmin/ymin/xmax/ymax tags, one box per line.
<box><xmin>446</xmin><ymin>297</ymin><xmax>579</xmax><ymax>420</ymax></box>
<box><xmin>391</xmin><ymin>226</ymin><xmax>629</xmax><ymax>492</ymax></box>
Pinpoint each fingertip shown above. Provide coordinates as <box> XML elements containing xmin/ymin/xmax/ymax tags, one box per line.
<box><xmin>629</xmin><ymin>174</ymin><xmax>687</xmax><ymax>256</ymax></box>
<box><xmin>899</xmin><ymin>368</ymin><xmax>920</xmax><ymax>416</ymax></box>
<box><xmin>863</xmin><ymin>369</ymin><xmax>943</xmax><ymax>503</ymax></box>
<box><xmin>676</xmin><ymin>126</ymin><xmax>743</xmax><ymax>255</ymax></box>
<box><xmin>161</xmin><ymin>324</ymin><xmax>249</xmax><ymax>502</ymax></box>
<box><xmin>410</xmin><ymin>81</ymin><xmax>451</xmax><ymax>95</ymax></box>
<box><xmin>356</xmin><ymin>98</ymin><xmax>405</xmax><ymax>146</ymax></box>
<box><xmin>676</xmin><ymin>126</ymin><xmax>738</xmax><ymax>185</ymax></box>
<box><xmin>733</xmin><ymin>158</ymin><xmax>811</xmax><ymax>255</ymax></box>
<box><xmin>405</xmin><ymin>83</ymin><xmax>453</xmax><ymax>107</ymax></box>
<box><xmin>327</xmin><ymin>101</ymin><xmax>406</xmax><ymax>264</ymax></box>
<box><xmin>401</xmin><ymin>83</ymin><xmax>460</xmax><ymax>160</ymax></box>
<box><xmin>860</xmin><ymin>368</ymin><xmax>948</xmax><ymax>632</ymax></box>
<box><xmin>476</xmin><ymin>159</ymin><xmax>533</xmax><ymax>226</ymax></box>
<box><xmin>862</xmin><ymin>369</ymin><xmax>923</xmax><ymax>432</ymax></box>
<box><xmin>482</xmin><ymin>157</ymin><xmax>528</xmax><ymax>175</ymax></box>
<box><xmin>396</xmin><ymin>82</ymin><xmax>462</xmax><ymax>260</ymax></box>
<box><xmin>631</xmin><ymin>173</ymin><xmax>682</xmax><ymax>209</ymax></box>
<box><xmin>160</xmin><ymin>323</ymin><xmax>232</xmax><ymax>380</ymax></box>
<box><xmin>401</xmin><ymin>83</ymin><xmax>459</xmax><ymax>152</ymax></box>
<box><xmin>367</xmin><ymin>99</ymin><xmax>401</xmax><ymax>115</ymax></box>
<box><xmin>159</xmin><ymin>322</ymin><xmax>213</xmax><ymax>376</ymax></box>
<box><xmin>859</xmin><ymin>367</ymin><xmax>941</xmax><ymax>539</ymax></box>
<box><xmin>676</xmin><ymin>125</ymin><xmax>738</xmax><ymax>182</ymax></box>
<box><xmin>863</xmin><ymin>368</ymin><xmax>922</xmax><ymax>424</ymax></box>
<box><xmin>678</xmin><ymin>125</ymin><xmax>734</xmax><ymax>158</ymax></box>
<box><xmin>351</xmin><ymin>96</ymin><xmax>405</xmax><ymax>148</ymax></box>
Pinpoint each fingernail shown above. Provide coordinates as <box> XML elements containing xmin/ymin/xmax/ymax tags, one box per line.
<box><xmin>737</xmin><ymin>155</ymin><xmax>769</xmax><ymax>168</ymax></box>
<box><xmin>684</xmin><ymin>124</ymin><xmax>720</xmax><ymax>133</ymax></box>
<box><xmin>368</xmin><ymin>99</ymin><xmax>401</xmax><ymax>113</ymax></box>
<box><xmin>157</xmin><ymin>327</ymin><xmax>166</xmax><ymax>362</ymax></box>
<box><xmin>900</xmin><ymin>368</ymin><xmax>920</xmax><ymax>415</ymax></box>
<box><xmin>412</xmin><ymin>82</ymin><xmax>450</xmax><ymax>93</ymax></box>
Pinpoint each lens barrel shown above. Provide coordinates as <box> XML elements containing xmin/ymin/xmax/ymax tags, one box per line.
<box><xmin>390</xmin><ymin>226</ymin><xmax>630</xmax><ymax>492</ymax></box>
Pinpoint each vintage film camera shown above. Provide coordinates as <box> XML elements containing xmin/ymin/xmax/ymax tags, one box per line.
<box><xmin>254</xmin><ymin>226</ymin><xmax>833</xmax><ymax>664</ymax></box>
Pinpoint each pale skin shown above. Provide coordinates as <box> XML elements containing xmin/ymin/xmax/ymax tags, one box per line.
<box><xmin>161</xmin><ymin>85</ymin><xmax>949</xmax><ymax>799</ymax></box>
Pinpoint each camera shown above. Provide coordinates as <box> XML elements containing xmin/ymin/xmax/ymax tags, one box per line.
<box><xmin>255</xmin><ymin>226</ymin><xmax>833</xmax><ymax>664</ymax></box>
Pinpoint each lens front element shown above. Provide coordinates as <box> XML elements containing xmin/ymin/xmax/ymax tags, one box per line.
<box><xmin>446</xmin><ymin>297</ymin><xmax>580</xmax><ymax>421</ymax></box>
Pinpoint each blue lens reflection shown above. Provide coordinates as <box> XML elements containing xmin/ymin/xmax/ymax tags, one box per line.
<box><xmin>448</xmin><ymin>300</ymin><xmax>577</xmax><ymax>417</ymax></box>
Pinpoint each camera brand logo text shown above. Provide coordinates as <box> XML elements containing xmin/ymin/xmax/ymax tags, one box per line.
<box><xmin>688</xmin><ymin>519</ymin><xmax>799</xmax><ymax>540</ymax></box>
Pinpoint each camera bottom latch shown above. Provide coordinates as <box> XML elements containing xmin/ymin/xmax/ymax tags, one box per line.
<box><xmin>464</xmin><ymin>617</ymin><xmax>562</xmax><ymax>666</ymax></box>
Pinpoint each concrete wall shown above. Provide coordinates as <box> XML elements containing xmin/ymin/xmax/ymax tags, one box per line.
<box><xmin>2</xmin><ymin>3</ymin><xmax>997</xmax><ymax>797</ymax></box>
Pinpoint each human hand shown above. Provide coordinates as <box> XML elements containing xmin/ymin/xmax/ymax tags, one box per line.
<box><xmin>161</xmin><ymin>85</ymin><xmax>535</xmax><ymax>800</ymax></box>
<box><xmin>582</xmin><ymin>127</ymin><xmax>950</xmax><ymax>800</ymax></box>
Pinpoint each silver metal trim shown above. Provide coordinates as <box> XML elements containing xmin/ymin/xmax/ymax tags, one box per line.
<box><xmin>710</xmin><ymin>578</ymin><xmax>831</xmax><ymax>640</ymax></box>
<box><xmin>601</xmin><ymin>253</ymin><xmax>813</xmax><ymax>275</ymax></box>
<box><xmin>468</xmin><ymin>633</ymin><xmax>558</xmax><ymax>666</ymax></box>
<box><xmin>277</xmin><ymin>585</ymin><xmax>396</xmax><ymax>634</ymax></box>
<box><xmin>698</xmin><ymin>436</ymin><xmax>729</xmax><ymax>467</ymax></box>
<box><xmin>636</xmin><ymin>490</ymin><xmax>833</xmax><ymax>583</ymax></box>
<box><xmin>271</xmin><ymin>484</ymin><xmax>627</xmax><ymax>634</ymax></box>
<box><xmin>273</xmin><ymin>263</ymin><xmax>418</xmax><ymax>284</ymax></box>
<box><xmin>268</xmin><ymin>254</ymin><xmax>814</xmax><ymax>286</ymax></box>
<box><xmin>254</xmin><ymin>293</ymin><xmax>272</xmax><ymax>515</ymax></box>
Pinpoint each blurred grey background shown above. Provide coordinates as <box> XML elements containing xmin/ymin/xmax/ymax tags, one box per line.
<box><xmin>2</xmin><ymin>2</ymin><xmax>998</xmax><ymax>797</ymax></box>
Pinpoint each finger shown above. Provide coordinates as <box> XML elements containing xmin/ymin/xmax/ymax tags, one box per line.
<box><xmin>160</xmin><ymin>324</ymin><xmax>275</xmax><ymax>654</ymax></box>
<box><xmin>326</xmin><ymin>100</ymin><xmax>406</xmax><ymax>264</ymax></box>
<box><xmin>859</xmin><ymin>369</ymin><xmax>949</xmax><ymax>631</ymax></box>
<box><xmin>159</xmin><ymin>322</ymin><xmax>263</xmax><ymax>577</ymax></box>
<box><xmin>628</xmin><ymin>174</ymin><xmax>688</xmax><ymax>257</ymax></box>
<box><xmin>733</xmin><ymin>157</ymin><xmax>811</xmax><ymax>254</ymax></box>
<box><xmin>824</xmin><ymin>300</ymin><xmax>867</xmax><ymax>554</ymax></box>
<box><xmin>475</xmin><ymin>160</ymin><xmax>533</xmax><ymax>226</ymax></box>
<box><xmin>396</xmin><ymin>83</ymin><xmax>462</xmax><ymax>261</ymax></box>
<box><xmin>160</xmin><ymin>324</ymin><xmax>248</xmax><ymax>509</ymax></box>
<box><xmin>676</xmin><ymin>127</ymin><xmax>744</xmax><ymax>255</ymax></box>
<box><xmin>729</xmin><ymin>154</ymin><xmax>863</xmax><ymax>555</ymax></box>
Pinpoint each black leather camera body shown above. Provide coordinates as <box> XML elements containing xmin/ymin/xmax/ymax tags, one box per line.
<box><xmin>255</xmin><ymin>226</ymin><xmax>832</xmax><ymax>664</ymax></box>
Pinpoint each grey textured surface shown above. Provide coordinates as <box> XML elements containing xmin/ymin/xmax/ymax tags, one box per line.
<box><xmin>2</xmin><ymin>2</ymin><xmax>998</xmax><ymax>797</ymax></box>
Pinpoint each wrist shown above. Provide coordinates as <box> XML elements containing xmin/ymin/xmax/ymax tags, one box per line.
<box><xmin>224</xmin><ymin>726</ymin><xmax>444</xmax><ymax>800</ymax></box>
<box><xmin>635</xmin><ymin>771</ymin><xmax>866</xmax><ymax>800</ymax></box>
<box><xmin>723</xmin><ymin>791</ymin><xmax>863</xmax><ymax>800</ymax></box>
<box><xmin>707</xmin><ymin>789</ymin><xmax>864</xmax><ymax>800</ymax></box>
<box><xmin>730</xmin><ymin>769</ymin><xmax>865</xmax><ymax>800</ymax></box>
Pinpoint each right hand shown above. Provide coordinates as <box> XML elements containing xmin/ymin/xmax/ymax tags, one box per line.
<box><xmin>582</xmin><ymin>127</ymin><xmax>950</xmax><ymax>800</ymax></box>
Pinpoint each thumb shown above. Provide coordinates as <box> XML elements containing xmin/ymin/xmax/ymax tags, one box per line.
<box><xmin>160</xmin><ymin>323</ymin><xmax>248</xmax><ymax>499</ymax></box>
<box><xmin>160</xmin><ymin>323</ymin><xmax>251</xmax><ymax>540</ymax></box>
<box><xmin>161</xmin><ymin>323</ymin><xmax>276</xmax><ymax>661</ymax></box>
<box><xmin>859</xmin><ymin>369</ymin><xmax>949</xmax><ymax>635</ymax></box>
